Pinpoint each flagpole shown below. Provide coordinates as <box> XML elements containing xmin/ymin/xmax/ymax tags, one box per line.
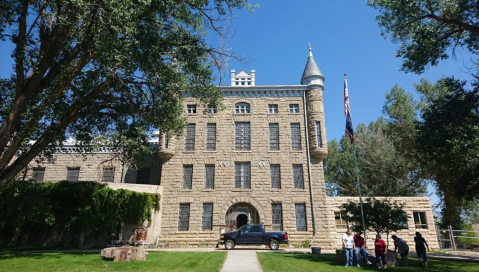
<box><xmin>344</xmin><ymin>73</ymin><xmax>367</xmax><ymax>243</ymax></box>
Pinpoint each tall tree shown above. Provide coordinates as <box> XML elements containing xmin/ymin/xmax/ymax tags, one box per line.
<box><xmin>0</xmin><ymin>0</ymin><xmax>253</xmax><ymax>186</ymax></box>
<box><xmin>324</xmin><ymin>119</ymin><xmax>427</xmax><ymax>197</ymax></box>
<box><xmin>416</xmin><ymin>77</ymin><xmax>479</xmax><ymax>227</ymax></box>
<box><xmin>367</xmin><ymin>0</ymin><xmax>479</xmax><ymax>75</ymax></box>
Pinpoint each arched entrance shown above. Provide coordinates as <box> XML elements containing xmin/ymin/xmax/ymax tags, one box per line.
<box><xmin>225</xmin><ymin>202</ymin><xmax>260</xmax><ymax>232</ymax></box>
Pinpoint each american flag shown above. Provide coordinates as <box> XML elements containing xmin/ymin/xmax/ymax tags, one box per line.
<box><xmin>344</xmin><ymin>74</ymin><xmax>354</xmax><ymax>144</ymax></box>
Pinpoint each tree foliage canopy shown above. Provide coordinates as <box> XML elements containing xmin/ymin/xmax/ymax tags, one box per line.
<box><xmin>340</xmin><ymin>197</ymin><xmax>407</xmax><ymax>246</ymax></box>
<box><xmin>0</xmin><ymin>0</ymin><xmax>252</xmax><ymax>185</ymax></box>
<box><xmin>324</xmin><ymin>118</ymin><xmax>427</xmax><ymax>197</ymax></box>
<box><xmin>368</xmin><ymin>0</ymin><xmax>479</xmax><ymax>74</ymax></box>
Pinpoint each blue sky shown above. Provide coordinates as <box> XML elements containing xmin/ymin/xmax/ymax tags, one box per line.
<box><xmin>216</xmin><ymin>0</ymin><xmax>474</xmax><ymax>143</ymax></box>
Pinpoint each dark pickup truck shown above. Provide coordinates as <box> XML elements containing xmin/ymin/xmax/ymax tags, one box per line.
<box><xmin>218</xmin><ymin>224</ymin><xmax>288</xmax><ymax>250</ymax></box>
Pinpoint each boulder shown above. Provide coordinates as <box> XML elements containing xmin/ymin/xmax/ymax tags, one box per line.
<box><xmin>101</xmin><ymin>246</ymin><xmax>148</xmax><ymax>262</ymax></box>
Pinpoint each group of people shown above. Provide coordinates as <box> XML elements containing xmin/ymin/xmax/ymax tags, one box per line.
<box><xmin>342</xmin><ymin>231</ymin><xmax>430</xmax><ymax>269</ymax></box>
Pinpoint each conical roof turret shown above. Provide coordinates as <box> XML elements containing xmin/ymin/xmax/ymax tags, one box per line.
<box><xmin>301</xmin><ymin>43</ymin><xmax>325</xmax><ymax>86</ymax></box>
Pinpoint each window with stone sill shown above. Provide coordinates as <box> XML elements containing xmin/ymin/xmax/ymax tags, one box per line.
<box><xmin>270</xmin><ymin>164</ymin><xmax>281</xmax><ymax>189</ymax></box>
<box><xmin>272</xmin><ymin>203</ymin><xmax>283</xmax><ymax>231</ymax></box>
<box><xmin>185</xmin><ymin>123</ymin><xmax>196</xmax><ymax>151</ymax></box>
<box><xmin>206</xmin><ymin>123</ymin><xmax>216</xmax><ymax>151</ymax></box>
<box><xmin>182</xmin><ymin>165</ymin><xmax>193</xmax><ymax>189</ymax></box>
<box><xmin>187</xmin><ymin>104</ymin><xmax>197</xmax><ymax>114</ymax></box>
<box><xmin>102</xmin><ymin>167</ymin><xmax>115</xmax><ymax>183</ymax></box>
<box><xmin>335</xmin><ymin>212</ymin><xmax>348</xmax><ymax>229</ymax></box>
<box><xmin>202</xmin><ymin>203</ymin><xmax>213</xmax><ymax>231</ymax></box>
<box><xmin>235</xmin><ymin>102</ymin><xmax>250</xmax><ymax>113</ymax></box>
<box><xmin>295</xmin><ymin>204</ymin><xmax>307</xmax><ymax>231</ymax></box>
<box><xmin>235</xmin><ymin>162</ymin><xmax>251</xmax><ymax>189</ymax></box>
<box><xmin>269</xmin><ymin>123</ymin><xmax>279</xmax><ymax>151</ymax></box>
<box><xmin>413</xmin><ymin>211</ymin><xmax>428</xmax><ymax>229</ymax></box>
<box><xmin>293</xmin><ymin>164</ymin><xmax>304</xmax><ymax>189</ymax></box>
<box><xmin>235</xmin><ymin>122</ymin><xmax>250</xmax><ymax>151</ymax></box>
<box><xmin>204</xmin><ymin>164</ymin><xmax>215</xmax><ymax>189</ymax></box>
<box><xmin>33</xmin><ymin>167</ymin><xmax>45</xmax><ymax>182</ymax></box>
<box><xmin>289</xmin><ymin>104</ymin><xmax>299</xmax><ymax>113</ymax></box>
<box><xmin>268</xmin><ymin>104</ymin><xmax>278</xmax><ymax>114</ymax></box>
<box><xmin>290</xmin><ymin>123</ymin><xmax>301</xmax><ymax>150</ymax></box>
<box><xmin>66</xmin><ymin>167</ymin><xmax>80</xmax><ymax>182</ymax></box>
<box><xmin>178</xmin><ymin>203</ymin><xmax>190</xmax><ymax>231</ymax></box>
<box><xmin>207</xmin><ymin>105</ymin><xmax>217</xmax><ymax>114</ymax></box>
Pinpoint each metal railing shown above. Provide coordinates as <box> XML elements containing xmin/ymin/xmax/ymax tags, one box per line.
<box><xmin>436</xmin><ymin>225</ymin><xmax>479</xmax><ymax>251</ymax></box>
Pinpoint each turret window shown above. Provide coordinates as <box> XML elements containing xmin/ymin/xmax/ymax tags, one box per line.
<box><xmin>315</xmin><ymin>121</ymin><xmax>323</xmax><ymax>147</ymax></box>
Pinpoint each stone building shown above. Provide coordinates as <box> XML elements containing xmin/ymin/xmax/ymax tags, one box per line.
<box><xmin>23</xmin><ymin>48</ymin><xmax>438</xmax><ymax>250</ymax></box>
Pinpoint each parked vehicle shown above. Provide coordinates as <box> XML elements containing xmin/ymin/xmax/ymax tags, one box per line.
<box><xmin>218</xmin><ymin>224</ymin><xmax>289</xmax><ymax>250</ymax></box>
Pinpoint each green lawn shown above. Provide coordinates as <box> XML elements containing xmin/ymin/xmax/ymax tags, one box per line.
<box><xmin>0</xmin><ymin>251</ymin><xmax>227</xmax><ymax>272</ymax></box>
<box><xmin>257</xmin><ymin>253</ymin><xmax>479</xmax><ymax>272</ymax></box>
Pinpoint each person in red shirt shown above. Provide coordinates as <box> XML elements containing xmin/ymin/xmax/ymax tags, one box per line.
<box><xmin>354</xmin><ymin>231</ymin><xmax>373</xmax><ymax>267</ymax></box>
<box><xmin>374</xmin><ymin>234</ymin><xmax>387</xmax><ymax>269</ymax></box>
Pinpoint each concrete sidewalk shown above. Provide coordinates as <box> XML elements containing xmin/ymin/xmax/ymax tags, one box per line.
<box><xmin>220</xmin><ymin>250</ymin><xmax>262</xmax><ymax>272</ymax></box>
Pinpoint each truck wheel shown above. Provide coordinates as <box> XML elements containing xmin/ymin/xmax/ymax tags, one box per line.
<box><xmin>269</xmin><ymin>239</ymin><xmax>279</xmax><ymax>250</ymax></box>
<box><xmin>225</xmin><ymin>239</ymin><xmax>235</xmax><ymax>250</ymax></box>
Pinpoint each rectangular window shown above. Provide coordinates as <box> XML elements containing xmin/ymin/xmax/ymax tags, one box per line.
<box><xmin>204</xmin><ymin>164</ymin><xmax>215</xmax><ymax>189</ymax></box>
<box><xmin>207</xmin><ymin>105</ymin><xmax>217</xmax><ymax>113</ymax></box>
<box><xmin>269</xmin><ymin>123</ymin><xmax>279</xmax><ymax>151</ymax></box>
<box><xmin>185</xmin><ymin>124</ymin><xmax>196</xmax><ymax>151</ymax></box>
<box><xmin>270</xmin><ymin>164</ymin><xmax>281</xmax><ymax>189</ymax></box>
<box><xmin>289</xmin><ymin>104</ymin><xmax>299</xmax><ymax>113</ymax></box>
<box><xmin>315</xmin><ymin>121</ymin><xmax>323</xmax><ymax>148</ymax></box>
<box><xmin>136</xmin><ymin>168</ymin><xmax>151</xmax><ymax>184</ymax></box>
<box><xmin>335</xmin><ymin>212</ymin><xmax>348</xmax><ymax>229</ymax></box>
<box><xmin>66</xmin><ymin>167</ymin><xmax>80</xmax><ymax>182</ymax></box>
<box><xmin>202</xmin><ymin>203</ymin><xmax>213</xmax><ymax>230</ymax></box>
<box><xmin>102</xmin><ymin>167</ymin><xmax>115</xmax><ymax>183</ymax></box>
<box><xmin>295</xmin><ymin>204</ymin><xmax>307</xmax><ymax>231</ymax></box>
<box><xmin>235</xmin><ymin>103</ymin><xmax>250</xmax><ymax>113</ymax></box>
<box><xmin>182</xmin><ymin>165</ymin><xmax>193</xmax><ymax>189</ymax></box>
<box><xmin>235</xmin><ymin>162</ymin><xmax>251</xmax><ymax>189</ymax></box>
<box><xmin>290</xmin><ymin>123</ymin><xmax>301</xmax><ymax>150</ymax></box>
<box><xmin>268</xmin><ymin>104</ymin><xmax>278</xmax><ymax>113</ymax></box>
<box><xmin>32</xmin><ymin>168</ymin><xmax>45</xmax><ymax>182</ymax></box>
<box><xmin>187</xmin><ymin>104</ymin><xmax>196</xmax><ymax>114</ymax></box>
<box><xmin>178</xmin><ymin>204</ymin><xmax>190</xmax><ymax>231</ymax></box>
<box><xmin>206</xmin><ymin>123</ymin><xmax>216</xmax><ymax>151</ymax></box>
<box><xmin>413</xmin><ymin>212</ymin><xmax>428</xmax><ymax>229</ymax></box>
<box><xmin>271</xmin><ymin>203</ymin><xmax>283</xmax><ymax>231</ymax></box>
<box><xmin>235</xmin><ymin>122</ymin><xmax>251</xmax><ymax>150</ymax></box>
<box><xmin>293</xmin><ymin>164</ymin><xmax>304</xmax><ymax>189</ymax></box>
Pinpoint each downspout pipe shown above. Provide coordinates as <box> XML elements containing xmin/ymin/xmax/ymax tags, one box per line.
<box><xmin>303</xmin><ymin>90</ymin><xmax>317</xmax><ymax>246</ymax></box>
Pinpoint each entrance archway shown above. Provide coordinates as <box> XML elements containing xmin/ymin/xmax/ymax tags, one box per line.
<box><xmin>225</xmin><ymin>202</ymin><xmax>260</xmax><ymax>232</ymax></box>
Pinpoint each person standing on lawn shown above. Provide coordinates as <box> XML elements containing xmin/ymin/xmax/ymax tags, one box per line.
<box><xmin>353</xmin><ymin>231</ymin><xmax>373</xmax><ymax>267</ymax></box>
<box><xmin>392</xmin><ymin>235</ymin><xmax>409</xmax><ymax>266</ymax></box>
<box><xmin>342</xmin><ymin>230</ymin><xmax>355</xmax><ymax>267</ymax></box>
<box><xmin>414</xmin><ymin>232</ymin><xmax>430</xmax><ymax>267</ymax></box>
<box><xmin>374</xmin><ymin>234</ymin><xmax>387</xmax><ymax>269</ymax></box>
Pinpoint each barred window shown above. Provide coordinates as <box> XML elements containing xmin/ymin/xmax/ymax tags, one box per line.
<box><xmin>66</xmin><ymin>167</ymin><xmax>80</xmax><ymax>182</ymax></box>
<box><xmin>182</xmin><ymin>165</ymin><xmax>193</xmax><ymax>189</ymax></box>
<box><xmin>290</xmin><ymin>123</ymin><xmax>301</xmax><ymax>150</ymax></box>
<box><xmin>268</xmin><ymin>104</ymin><xmax>278</xmax><ymax>113</ymax></box>
<box><xmin>207</xmin><ymin>105</ymin><xmax>217</xmax><ymax>113</ymax></box>
<box><xmin>178</xmin><ymin>204</ymin><xmax>190</xmax><ymax>231</ymax></box>
<box><xmin>289</xmin><ymin>104</ymin><xmax>299</xmax><ymax>113</ymax></box>
<box><xmin>234</xmin><ymin>162</ymin><xmax>251</xmax><ymax>189</ymax></box>
<box><xmin>269</xmin><ymin>123</ymin><xmax>279</xmax><ymax>151</ymax></box>
<box><xmin>202</xmin><ymin>203</ymin><xmax>213</xmax><ymax>230</ymax></box>
<box><xmin>316</xmin><ymin>121</ymin><xmax>323</xmax><ymax>148</ymax></box>
<box><xmin>295</xmin><ymin>204</ymin><xmax>307</xmax><ymax>231</ymax></box>
<box><xmin>235</xmin><ymin>122</ymin><xmax>250</xmax><ymax>150</ymax></box>
<box><xmin>136</xmin><ymin>168</ymin><xmax>150</xmax><ymax>184</ymax></box>
<box><xmin>33</xmin><ymin>168</ymin><xmax>45</xmax><ymax>182</ymax></box>
<box><xmin>270</xmin><ymin>164</ymin><xmax>281</xmax><ymax>189</ymax></box>
<box><xmin>335</xmin><ymin>212</ymin><xmax>348</xmax><ymax>229</ymax></box>
<box><xmin>293</xmin><ymin>164</ymin><xmax>304</xmax><ymax>189</ymax></box>
<box><xmin>414</xmin><ymin>212</ymin><xmax>428</xmax><ymax>229</ymax></box>
<box><xmin>187</xmin><ymin>104</ymin><xmax>197</xmax><ymax>114</ymax></box>
<box><xmin>185</xmin><ymin>124</ymin><xmax>196</xmax><ymax>151</ymax></box>
<box><xmin>204</xmin><ymin>164</ymin><xmax>215</xmax><ymax>189</ymax></box>
<box><xmin>271</xmin><ymin>203</ymin><xmax>283</xmax><ymax>231</ymax></box>
<box><xmin>235</xmin><ymin>102</ymin><xmax>250</xmax><ymax>113</ymax></box>
<box><xmin>102</xmin><ymin>167</ymin><xmax>115</xmax><ymax>183</ymax></box>
<box><xmin>206</xmin><ymin>123</ymin><xmax>216</xmax><ymax>151</ymax></box>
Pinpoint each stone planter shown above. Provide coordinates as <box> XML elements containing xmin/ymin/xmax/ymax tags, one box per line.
<box><xmin>100</xmin><ymin>246</ymin><xmax>148</xmax><ymax>262</ymax></box>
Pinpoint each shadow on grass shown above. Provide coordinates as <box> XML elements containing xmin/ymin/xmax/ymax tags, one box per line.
<box><xmin>0</xmin><ymin>251</ymin><xmax>99</xmax><ymax>261</ymax></box>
